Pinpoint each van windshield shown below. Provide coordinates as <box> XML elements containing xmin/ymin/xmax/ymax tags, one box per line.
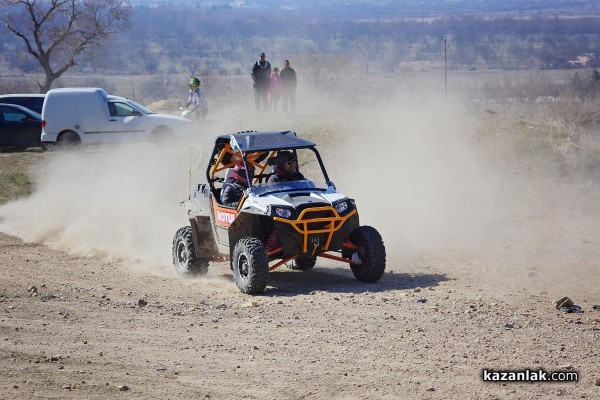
<box><xmin>127</xmin><ymin>100</ymin><xmax>155</xmax><ymax>114</ymax></box>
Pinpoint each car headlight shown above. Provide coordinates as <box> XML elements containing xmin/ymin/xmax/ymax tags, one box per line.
<box><xmin>335</xmin><ymin>201</ymin><xmax>348</xmax><ymax>214</ymax></box>
<box><xmin>275</xmin><ymin>207</ymin><xmax>293</xmax><ymax>219</ymax></box>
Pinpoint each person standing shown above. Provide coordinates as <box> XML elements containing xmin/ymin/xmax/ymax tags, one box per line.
<box><xmin>251</xmin><ymin>52</ymin><xmax>271</xmax><ymax>111</ymax></box>
<box><xmin>268</xmin><ymin>67</ymin><xmax>282</xmax><ymax>111</ymax></box>
<box><xmin>280</xmin><ymin>59</ymin><xmax>297</xmax><ymax>113</ymax></box>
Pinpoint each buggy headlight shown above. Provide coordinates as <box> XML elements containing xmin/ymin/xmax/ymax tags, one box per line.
<box><xmin>334</xmin><ymin>201</ymin><xmax>348</xmax><ymax>214</ymax></box>
<box><xmin>275</xmin><ymin>207</ymin><xmax>293</xmax><ymax>219</ymax></box>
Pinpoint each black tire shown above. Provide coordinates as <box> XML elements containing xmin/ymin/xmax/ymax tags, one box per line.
<box><xmin>286</xmin><ymin>257</ymin><xmax>316</xmax><ymax>271</ymax></box>
<box><xmin>172</xmin><ymin>226</ymin><xmax>208</xmax><ymax>276</ymax></box>
<box><xmin>232</xmin><ymin>237</ymin><xmax>269</xmax><ymax>295</ymax></box>
<box><xmin>348</xmin><ymin>226</ymin><xmax>386</xmax><ymax>283</ymax></box>
<box><xmin>151</xmin><ymin>127</ymin><xmax>173</xmax><ymax>146</ymax></box>
<box><xmin>58</xmin><ymin>131</ymin><xmax>81</xmax><ymax>149</ymax></box>
<box><xmin>41</xmin><ymin>142</ymin><xmax>56</xmax><ymax>151</ymax></box>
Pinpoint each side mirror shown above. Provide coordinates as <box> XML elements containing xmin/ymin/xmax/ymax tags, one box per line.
<box><xmin>131</xmin><ymin>110</ymin><xmax>142</xmax><ymax>117</ymax></box>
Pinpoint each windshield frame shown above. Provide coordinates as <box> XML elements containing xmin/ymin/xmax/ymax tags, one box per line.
<box><xmin>244</xmin><ymin>146</ymin><xmax>332</xmax><ymax>191</ymax></box>
<box><xmin>250</xmin><ymin>179</ymin><xmax>330</xmax><ymax>197</ymax></box>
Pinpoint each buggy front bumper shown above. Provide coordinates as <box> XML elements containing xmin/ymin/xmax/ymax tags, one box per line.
<box><xmin>273</xmin><ymin>206</ymin><xmax>359</xmax><ymax>257</ymax></box>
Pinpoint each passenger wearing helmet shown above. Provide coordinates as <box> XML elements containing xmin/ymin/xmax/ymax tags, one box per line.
<box><xmin>221</xmin><ymin>162</ymin><xmax>254</xmax><ymax>208</ymax></box>
<box><xmin>267</xmin><ymin>151</ymin><xmax>305</xmax><ymax>183</ymax></box>
<box><xmin>182</xmin><ymin>76</ymin><xmax>207</xmax><ymax>119</ymax></box>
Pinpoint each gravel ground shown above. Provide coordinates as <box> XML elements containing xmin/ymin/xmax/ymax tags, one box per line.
<box><xmin>1</xmin><ymin>107</ymin><xmax>600</xmax><ymax>399</ymax></box>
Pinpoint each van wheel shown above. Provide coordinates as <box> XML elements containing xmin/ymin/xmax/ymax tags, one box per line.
<box><xmin>58</xmin><ymin>131</ymin><xmax>81</xmax><ymax>149</ymax></box>
<box><xmin>41</xmin><ymin>142</ymin><xmax>55</xmax><ymax>151</ymax></box>
<box><xmin>151</xmin><ymin>127</ymin><xmax>173</xmax><ymax>146</ymax></box>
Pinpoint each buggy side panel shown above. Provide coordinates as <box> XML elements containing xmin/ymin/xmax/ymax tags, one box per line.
<box><xmin>211</xmin><ymin>197</ymin><xmax>238</xmax><ymax>249</ymax></box>
<box><xmin>184</xmin><ymin>183</ymin><xmax>221</xmax><ymax>259</ymax></box>
<box><xmin>189</xmin><ymin>216</ymin><xmax>220</xmax><ymax>260</ymax></box>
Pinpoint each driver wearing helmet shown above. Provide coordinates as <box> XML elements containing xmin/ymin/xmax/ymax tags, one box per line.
<box><xmin>264</xmin><ymin>151</ymin><xmax>304</xmax><ymax>254</ymax></box>
<box><xmin>267</xmin><ymin>151</ymin><xmax>304</xmax><ymax>183</ymax></box>
<box><xmin>183</xmin><ymin>76</ymin><xmax>207</xmax><ymax>119</ymax></box>
<box><xmin>221</xmin><ymin>162</ymin><xmax>254</xmax><ymax>208</ymax></box>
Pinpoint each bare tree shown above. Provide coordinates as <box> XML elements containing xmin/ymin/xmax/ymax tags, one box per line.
<box><xmin>353</xmin><ymin>34</ymin><xmax>385</xmax><ymax>73</ymax></box>
<box><xmin>1</xmin><ymin>0</ymin><xmax>131</xmax><ymax>93</ymax></box>
<box><xmin>304</xmin><ymin>46</ymin><xmax>325</xmax><ymax>86</ymax></box>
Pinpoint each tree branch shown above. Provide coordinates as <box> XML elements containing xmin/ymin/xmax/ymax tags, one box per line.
<box><xmin>1</xmin><ymin>0</ymin><xmax>131</xmax><ymax>92</ymax></box>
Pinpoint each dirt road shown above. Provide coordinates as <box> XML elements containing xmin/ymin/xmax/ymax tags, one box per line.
<box><xmin>2</xmin><ymin>224</ymin><xmax>600</xmax><ymax>399</ymax></box>
<box><xmin>1</xmin><ymin>108</ymin><xmax>600</xmax><ymax>399</ymax></box>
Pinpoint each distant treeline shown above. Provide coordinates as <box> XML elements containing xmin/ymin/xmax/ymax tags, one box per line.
<box><xmin>130</xmin><ymin>0</ymin><xmax>600</xmax><ymax>20</ymax></box>
<box><xmin>1</xmin><ymin>6</ymin><xmax>599</xmax><ymax>78</ymax></box>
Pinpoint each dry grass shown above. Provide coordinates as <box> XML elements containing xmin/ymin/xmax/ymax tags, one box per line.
<box><xmin>1</xmin><ymin>68</ymin><xmax>599</xmax><ymax>184</ymax></box>
<box><xmin>496</xmin><ymin>97</ymin><xmax>600</xmax><ymax>176</ymax></box>
<box><xmin>0</xmin><ymin>151</ymin><xmax>43</xmax><ymax>205</ymax></box>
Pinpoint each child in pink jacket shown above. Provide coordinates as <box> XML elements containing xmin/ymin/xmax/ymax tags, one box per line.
<box><xmin>268</xmin><ymin>67</ymin><xmax>282</xmax><ymax>111</ymax></box>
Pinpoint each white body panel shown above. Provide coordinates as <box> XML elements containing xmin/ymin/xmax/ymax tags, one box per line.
<box><xmin>41</xmin><ymin>87</ymin><xmax>191</xmax><ymax>145</ymax></box>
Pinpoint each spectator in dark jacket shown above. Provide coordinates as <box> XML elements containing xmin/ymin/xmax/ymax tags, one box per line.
<box><xmin>251</xmin><ymin>52</ymin><xmax>271</xmax><ymax>111</ymax></box>
<box><xmin>280</xmin><ymin>59</ymin><xmax>297</xmax><ymax>113</ymax></box>
<box><xmin>268</xmin><ymin>151</ymin><xmax>305</xmax><ymax>183</ymax></box>
<box><xmin>221</xmin><ymin>163</ymin><xmax>253</xmax><ymax>208</ymax></box>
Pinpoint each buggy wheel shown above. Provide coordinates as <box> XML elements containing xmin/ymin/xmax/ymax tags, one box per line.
<box><xmin>172</xmin><ymin>226</ymin><xmax>208</xmax><ymax>276</ymax></box>
<box><xmin>286</xmin><ymin>257</ymin><xmax>316</xmax><ymax>271</ymax></box>
<box><xmin>232</xmin><ymin>237</ymin><xmax>269</xmax><ymax>294</ymax></box>
<box><xmin>348</xmin><ymin>226</ymin><xmax>386</xmax><ymax>283</ymax></box>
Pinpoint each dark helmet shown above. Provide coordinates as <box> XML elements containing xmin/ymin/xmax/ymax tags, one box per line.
<box><xmin>276</xmin><ymin>151</ymin><xmax>297</xmax><ymax>168</ymax></box>
<box><xmin>274</xmin><ymin>151</ymin><xmax>298</xmax><ymax>178</ymax></box>
<box><xmin>188</xmin><ymin>76</ymin><xmax>201</xmax><ymax>88</ymax></box>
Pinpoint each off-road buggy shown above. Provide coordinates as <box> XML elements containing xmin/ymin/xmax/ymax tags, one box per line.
<box><xmin>172</xmin><ymin>131</ymin><xmax>386</xmax><ymax>294</ymax></box>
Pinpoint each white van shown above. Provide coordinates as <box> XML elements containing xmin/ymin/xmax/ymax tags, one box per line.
<box><xmin>41</xmin><ymin>87</ymin><xmax>192</xmax><ymax>148</ymax></box>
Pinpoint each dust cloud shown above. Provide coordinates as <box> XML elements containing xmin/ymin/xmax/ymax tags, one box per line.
<box><xmin>330</xmin><ymin>91</ymin><xmax>511</xmax><ymax>253</ymax></box>
<box><xmin>323</xmin><ymin>84</ymin><xmax>600</xmax><ymax>295</ymax></box>
<box><xmin>0</xmin><ymin>143</ymin><xmax>204</xmax><ymax>275</ymax></box>
<box><xmin>1</xmin><ymin>81</ymin><xmax>598</xmax><ymax>293</ymax></box>
<box><xmin>0</xmin><ymin>86</ymin><xmax>512</xmax><ymax>272</ymax></box>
